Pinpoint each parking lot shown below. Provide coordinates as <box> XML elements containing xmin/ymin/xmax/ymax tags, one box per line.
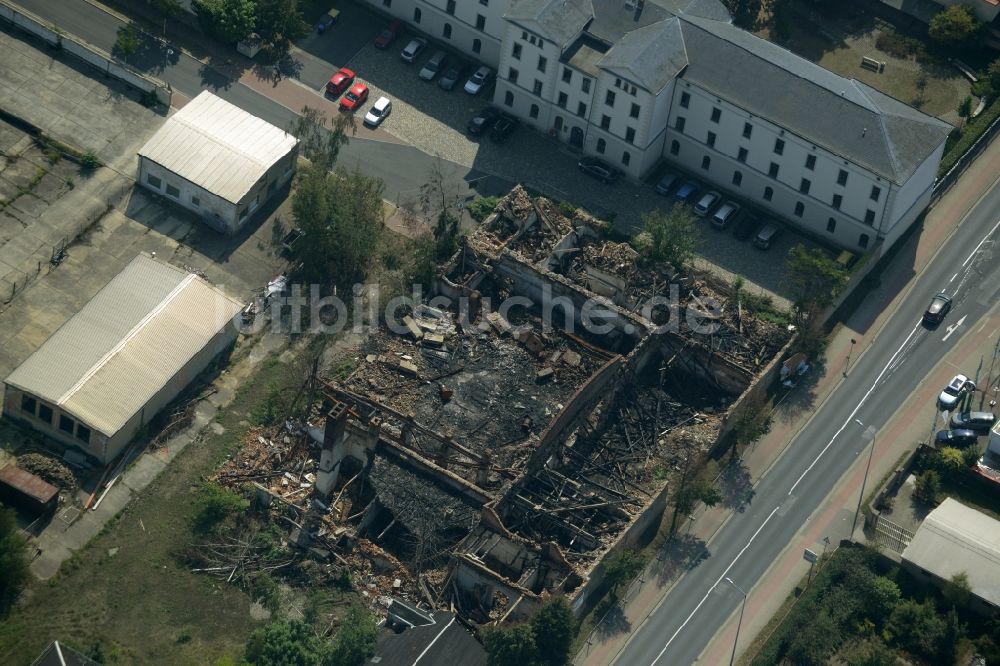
<box><xmin>289</xmin><ymin>10</ymin><xmax>832</xmax><ymax>307</ymax></box>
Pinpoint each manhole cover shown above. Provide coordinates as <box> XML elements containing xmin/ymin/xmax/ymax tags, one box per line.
<box><xmin>60</xmin><ymin>507</ymin><xmax>80</xmax><ymax>525</ymax></box>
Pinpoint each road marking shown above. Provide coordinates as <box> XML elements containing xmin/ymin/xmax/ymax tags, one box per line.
<box><xmin>950</xmin><ymin>272</ymin><xmax>958</xmax><ymax>283</ymax></box>
<box><xmin>942</xmin><ymin>315</ymin><xmax>967</xmax><ymax>341</ymax></box>
<box><xmin>962</xmin><ymin>217</ymin><xmax>1000</xmax><ymax>267</ymax></box>
<box><xmin>788</xmin><ymin>322</ymin><xmax>920</xmax><ymax>496</ymax></box>
<box><xmin>648</xmin><ymin>506</ymin><xmax>781</xmax><ymax>666</ymax></box>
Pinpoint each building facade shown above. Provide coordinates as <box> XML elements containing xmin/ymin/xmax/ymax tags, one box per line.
<box><xmin>137</xmin><ymin>91</ymin><xmax>299</xmax><ymax>234</ymax></box>
<box><xmin>490</xmin><ymin>0</ymin><xmax>952</xmax><ymax>252</ymax></box>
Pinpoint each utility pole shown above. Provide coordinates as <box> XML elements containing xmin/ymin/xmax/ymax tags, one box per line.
<box><xmin>843</xmin><ymin>338</ymin><xmax>857</xmax><ymax>377</ymax></box>
<box><xmin>851</xmin><ymin>422</ymin><xmax>877</xmax><ymax>538</ymax></box>
<box><xmin>722</xmin><ymin>577</ymin><xmax>749</xmax><ymax>666</ymax></box>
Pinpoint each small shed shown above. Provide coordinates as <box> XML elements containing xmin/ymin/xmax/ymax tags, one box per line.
<box><xmin>0</xmin><ymin>464</ymin><xmax>59</xmax><ymax>515</ymax></box>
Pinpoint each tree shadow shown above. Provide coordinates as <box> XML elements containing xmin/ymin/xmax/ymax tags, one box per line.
<box><xmin>720</xmin><ymin>460</ymin><xmax>755</xmax><ymax>512</ymax></box>
<box><xmin>199</xmin><ymin>61</ymin><xmax>235</xmax><ymax>91</ymax></box>
<box><xmin>650</xmin><ymin>533</ymin><xmax>709</xmax><ymax>587</ymax></box>
<box><xmin>772</xmin><ymin>358</ymin><xmax>825</xmax><ymax>425</ymax></box>
<box><xmin>125</xmin><ymin>35</ymin><xmax>181</xmax><ymax>76</ymax></box>
<box><xmin>594</xmin><ymin>598</ymin><xmax>632</xmax><ymax>639</ymax></box>
<box><xmin>252</xmin><ymin>53</ymin><xmax>304</xmax><ymax>88</ymax></box>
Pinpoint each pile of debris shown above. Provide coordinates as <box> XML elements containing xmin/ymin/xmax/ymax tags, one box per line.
<box><xmin>469</xmin><ymin>186</ymin><xmax>573</xmax><ymax>263</ymax></box>
<box><xmin>17</xmin><ymin>453</ymin><xmax>76</xmax><ymax>491</ymax></box>
<box><xmin>216</xmin><ymin>425</ymin><xmax>319</xmax><ymax>508</ymax></box>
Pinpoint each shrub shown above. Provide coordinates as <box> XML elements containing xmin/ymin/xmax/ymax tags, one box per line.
<box><xmin>913</xmin><ymin>469</ymin><xmax>941</xmax><ymax>505</ymax></box>
<box><xmin>468</xmin><ymin>195</ymin><xmax>501</xmax><ymax>222</ymax></box>
<box><xmin>192</xmin><ymin>483</ymin><xmax>248</xmax><ymax>532</ymax></box>
<box><xmin>0</xmin><ymin>506</ymin><xmax>30</xmax><ymax>606</ymax></box>
<box><xmin>79</xmin><ymin>151</ymin><xmax>100</xmax><ymax>170</ymax></box>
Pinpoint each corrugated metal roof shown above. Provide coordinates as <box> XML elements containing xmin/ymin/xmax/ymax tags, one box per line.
<box><xmin>0</xmin><ymin>464</ymin><xmax>59</xmax><ymax>504</ymax></box>
<box><xmin>4</xmin><ymin>255</ymin><xmax>244</xmax><ymax>437</ymax></box>
<box><xmin>137</xmin><ymin>91</ymin><xmax>298</xmax><ymax>204</ymax></box>
<box><xmin>901</xmin><ymin>497</ymin><xmax>1000</xmax><ymax>607</ymax></box>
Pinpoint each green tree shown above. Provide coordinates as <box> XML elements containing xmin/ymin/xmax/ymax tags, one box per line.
<box><xmin>866</xmin><ymin>576</ymin><xmax>901</xmax><ymax>622</ymax></box>
<box><xmin>113</xmin><ymin>23</ymin><xmax>142</xmax><ymax>59</ymax></box>
<box><xmin>786</xmin><ymin>243</ymin><xmax>848</xmax><ymax>320</ymax></box>
<box><xmin>943</xmin><ymin>571</ymin><xmax>972</xmax><ymax>609</ymax></box>
<box><xmin>193</xmin><ymin>0</ymin><xmax>256</xmax><ymax>44</ymax></box>
<box><xmin>936</xmin><ymin>446</ymin><xmax>967</xmax><ymax>477</ymax></box>
<box><xmin>988</xmin><ymin>57</ymin><xmax>1000</xmax><ymax>93</ymax></box>
<box><xmin>433</xmin><ymin>209</ymin><xmax>461</xmax><ymax>260</ymax></box>
<box><xmin>0</xmin><ymin>505</ymin><xmax>30</xmax><ymax>606</ymax></box>
<box><xmin>245</xmin><ymin>619</ymin><xmax>323</xmax><ymax>666</ymax></box>
<box><xmin>290</xmin><ymin>106</ymin><xmax>355</xmax><ymax>172</ymax></box>
<box><xmin>724</xmin><ymin>0</ymin><xmax>761</xmax><ymax>29</ymax></box>
<box><xmin>786</xmin><ymin>609</ymin><xmax>841</xmax><ymax>665</ymax></box>
<box><xmin>913</xmin><ymin>469</ymin><xmax>941</xmax><ymax>505</ymax></box>
<box><xmin>957</xmin><ymin>95</ymin><xmax>974</xmax><ymax>129</ymax></box>
<box><xmin>602</xmin><ymin>549</ymin><xmax>644</xmax><ymax>595</ymax></box>
<box><xmin>291</xmin><ymin>163</ymin><xmax>385</xmax><ymax>287</ymax></box>
<box><xmin>484</xmin><ymin>623</ymin><xmax>537</xmax><ymax>666</ymax></box>
<box><xmin>886</xmin><ymin>598</ymin><xmax>946</xmax><ymax>659</ymax></box>
<box><xmin>531</xmin><ymin>598</ymin><xmax>576</xmax><ymax>666</ymax></box>
<box><xmin>255</xmin><ymin>0</ymin><xmax>308</xmax><ymax>54</ymax></box>
<box><xmin>632</xmin><ymin>206</ymin><xmax>699</xmax><ymax>271</ymax></box>
<box><xmin>328</xmin><ymin>607</ymin><xmax>377</xmax><ymax>666</ymax></box>
<box><xmin>840</xmin><ymin>637</ymin><xmax>898</xmax><ymax>666</ymax></box>
<box><xmin>929</xmin><ymin>5</ymin><xmax>983</xmax><ymax>46</ymax></box>
<box><xmin>468</xmin><ymin>195</ymin><xmax>501</xmax><ymax>222</ymax></box>
<box><xmin>729</xmin><ymin>395</ymin><xmax>772</xmax><ymax>460</ymax></box>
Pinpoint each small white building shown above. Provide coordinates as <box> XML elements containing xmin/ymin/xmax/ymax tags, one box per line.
<box><xmin>901</xmin><ymin>497</ymin><xmax>1000</xmax><ymax>614</ymax></box>
<box><xmin>137</xmin><ymin>91</ymin><xmax>299</xmax><ymax>234</ymax></box>
<box><xmin>2</xmin><ymin>254</ymin><xmax>244</xmax><ymax>464</ymax></box>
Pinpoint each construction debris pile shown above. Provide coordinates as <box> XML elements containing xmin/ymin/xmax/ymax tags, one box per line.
<box><xmin>17</xmin><ymin>452</ymin><xmax>77</xmax><ymax>491</ymax></box>
<box><xmin>209</xmin><ymin>186</ymin><xmax>794</xmax><ymax>626</ymax></box>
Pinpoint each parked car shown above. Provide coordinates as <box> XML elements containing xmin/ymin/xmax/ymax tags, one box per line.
<box><xmin>577</xmin><ymin>157</ymin><xmax>621</xmax><ymax>184</ymax></box>
<box><xmin>753</xmin><ymin>222</ymin><xmax>782</xmax><ymax>250</ymax></box>
<box><xmin>316</xmin><ymin>9</ymin><xmax>339</xmax><ymax>34</ymax></box>
<box><xmin>325</xmin><ymin>67</ymin><xmax>355</xmax><ymax>96</ymax></box>
<box><xmin>438</xmin><ymin>62</ymin><xmax>469</xmax><ymax>91</ymax></box>
<box><xmin>467</xmin><ymin>107</ymin><xmax>500</xmax><ymax>135</ymax></box>
<box><xmin>922</xmin><ymin>293</ymin><xmax>952</xmax><ymax>326</ymax></box>
<box><xmin>733</xmin><ymin>213</ymin><xmax>762</xmax><ymax>241</ymax></box>
<box><xmin>674</xmin><ymin>180</ymin><xmax>699</xmax><ymax>203</ymax></box>
<box><xmin>711</xmin><ymin>201</ymin><xmax>741</xmax><ymax>229</ymax></box>
<box><xmin>464</xmin><ymin>66</ymin><xmax>493</xmax><ymax>95</ymax></box>
<box><xmin>419</xmin><ymin>50</ymin><xmax>448</xmax><ymax>80</ymax></box>
<box><xmin>364</xmin><ymin>96</ymin><xmax>392</xmax><ymax>127</ymax></box>
<box><xmin>934</xmin><ymin>429</ymin><xmax>979</xmax><ymax>447</ymax></box>
<box><xmin>490</xmin><ymin>115</ymin><xmax>518</xmax><ymax>143</ymax></box>
<box><xmin>693</xmin><ymin>191</ymin><xmax>721</xmax><ymax>217</ymax></box>
<box><xmin>938</xmin><ymin>374</ymin><xmax>974</xmax><ymax>411</ymax></box>
<box><xmin>835</xmin><ymin>250</ymin><xmax>858</xmax><ymax>270</ymax></box>
<box><xmin>401</xmin><ymin>38</ymin><xmax>427</xmax><ymax>63</ymax></box>
<box><xmin>655</xmin><ymin>172</ymin><xmax>679</xmax><ymax>196</ymax></box>
<box><xmin>950</xmin><ymin>411</ymin><xmax>997</xmax><ymax>433</ymax></box>
<box><xmin>374</xmin><ymin>20</ymin><xmax>402</xmax><ymax>49</ymax></box>
<box><xmin>339</xmin><ymin>82</ymin><xmax>369</xmax><ymax>111</ymax></box>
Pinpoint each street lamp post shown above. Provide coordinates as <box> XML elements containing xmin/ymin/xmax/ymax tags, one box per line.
<box><xmin>723</xmin><ymin>576</ymin><xmax>748</xmax><ymax>666</ymax></box>
<box><xmin>851</xmin><ymin>422</ymin><xmax>878</xmax><ymax>537</ymax></box>
<box><xmin>844</xmin><ymin>338</ymin><xmax>857</xmax><ymax>377</ymax></box>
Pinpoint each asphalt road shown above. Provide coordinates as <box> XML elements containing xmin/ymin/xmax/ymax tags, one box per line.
<box><xmin>615</xmin><ymin>186</ymin><xmax>1000</xmax><ymax>665</ymax></box>
<box><xmin>12</xmin><ymin>0</ymin><xmax>510</xmax><ymax>204</ymax></box>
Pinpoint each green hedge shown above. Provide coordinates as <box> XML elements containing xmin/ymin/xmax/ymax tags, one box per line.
<box><xmin>937</xmin><ymin>98</ymin><xmax>1000</xmax><ymax>178</ymax></box>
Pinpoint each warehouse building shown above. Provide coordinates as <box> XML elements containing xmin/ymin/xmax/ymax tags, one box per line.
<box><xmin>2</xmin><ymin>254</ymin><xmax>244</xmax><ymax>464</ymax></box>
<box><xmin>137</xmin><ymin>91</ymin><xmax>299</xmax><ymax>234</ymax></box>
<box><xmin>901</xmin><ymin>497</ymin><xmax>1000</xmax><ymax>614</ymax></box>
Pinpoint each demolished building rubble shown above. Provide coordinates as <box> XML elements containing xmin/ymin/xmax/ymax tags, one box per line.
<box><xmin>216</xmin><ymin>186</ymin><xmax>793</xmax><ymax>625</ymax></box>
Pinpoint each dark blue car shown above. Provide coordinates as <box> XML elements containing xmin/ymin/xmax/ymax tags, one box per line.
<box><xmin>674</xmin><ymin>180</ymin><xmax>699</xmax><ymax>202</ymax></box>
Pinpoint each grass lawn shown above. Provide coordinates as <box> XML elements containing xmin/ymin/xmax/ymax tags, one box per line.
<box><xmin>0</xmin><ymin>337</ymin><xmax>314</xmax><ymax>665</ymax></box>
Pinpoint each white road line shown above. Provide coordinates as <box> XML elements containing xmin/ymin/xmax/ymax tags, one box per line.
<box><xmin>649</xmin><ymin>506</ymin><xmax>781</xmax><ymax>666</ymax></box>
<box><xmin>950</xmin><ymin>272</ymin><xmax>958</xmax><ymax>283</ymax></box>
<box><xmin>942</xmin><ymin>315</ymin><xmax>968</xmax><ymax>342</ymax></box>
<box><xmin>788</xmin><ymin>322</ymin><xmax>920</xmax><ymax>496</ymax></box>
<box><xmin>962</xmin><ymin>218</ymin><xmax>1000</xmax><ymax>267</ymax></box>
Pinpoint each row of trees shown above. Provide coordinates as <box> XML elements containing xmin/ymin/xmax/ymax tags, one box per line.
<box><xmin>0</xmin><ymin>505</ymin><xmax>30</xmax><ymax>611</ymax></box>
<box><xmin>193</xmin><ymin>0</ymin><xmax>309</xmax><ymax>53</ymax></box>
<box><xmin>244</xmin><ymin>607</ymin><xmax>378</xmax><ymax>666</ymax></box>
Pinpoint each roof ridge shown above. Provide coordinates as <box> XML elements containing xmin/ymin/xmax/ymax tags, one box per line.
<box><xmin>56</xmin><ymin>272</ymin><xmax>197</xmax><ymax>408</ymax></box>
<box><xmin>851</xmin><ymin>81</ymin><xmax>902</xmax><ymax>178</ymax></box>
<box><xmin>172</xmin><ymin>110</ymin><xmax>273</xmax><ymax>169</ymax></box>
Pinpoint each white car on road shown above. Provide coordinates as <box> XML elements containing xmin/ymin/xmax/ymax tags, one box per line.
<box><xmin>364</xmin><ymin>97</ymin><xmax>392</xmax><ymax>128</ymax></box>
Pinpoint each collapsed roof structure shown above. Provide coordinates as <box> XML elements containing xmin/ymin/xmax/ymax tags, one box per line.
<box><xmin>221</xmin><ymin>187</ymin><xmax>793</xmax><ymax>624</ymax></box>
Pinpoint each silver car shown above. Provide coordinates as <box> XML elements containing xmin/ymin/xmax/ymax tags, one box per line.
<box><xmin>464</xmin><ymin>66</ymin><xmax>493</xmax><ymax>95</ymax></box>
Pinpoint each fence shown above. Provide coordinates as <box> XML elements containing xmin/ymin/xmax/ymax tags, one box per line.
<box><xmin>931</xmin><ymin>109</ymin><xmax>1000</xmax><ymax>205</ymax></box>
<box><xmin>0</xmin><ymin>0</ymin><xmax>171</xmax><ymax>107</ymax></box>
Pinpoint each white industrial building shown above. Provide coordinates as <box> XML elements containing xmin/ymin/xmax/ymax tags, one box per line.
<box><xmin>2</xmin><ymin>254</ymin><xmax>244</xmax><ymax>464</ymax></box>
<box><xmin>901</xmin><ymin>497</ymin><xmax>1000</xmax><ymax>614</ymax></box>
<box><xmin>137</xmin><ymin>91</ymin><xmax>299</xmax><ymax>234</ymax></box>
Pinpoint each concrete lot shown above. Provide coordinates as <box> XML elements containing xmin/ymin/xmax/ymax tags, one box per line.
<box><xmin>0</xmin><ymin>26</ymin><xmax>291</xmax><ymax>380</ymax></box>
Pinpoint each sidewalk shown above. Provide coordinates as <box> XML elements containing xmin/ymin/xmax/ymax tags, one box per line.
<box><xmin>575</xmin><ymin>132</ymin><xmax>1000</xmax><ymax>666</ymax></box>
